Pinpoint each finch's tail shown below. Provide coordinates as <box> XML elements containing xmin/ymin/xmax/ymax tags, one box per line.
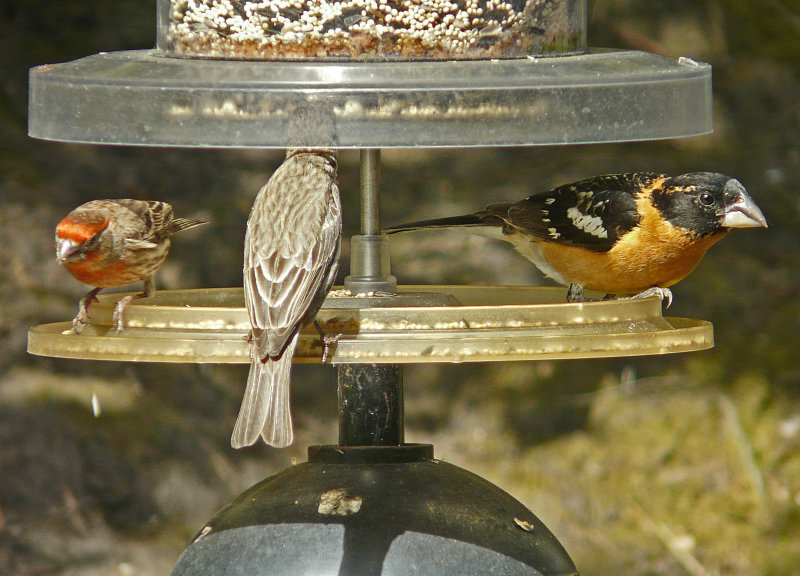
<box><xmin>231</xmin><ymin>332</ymin><xmax>298</xmax><ymax>449</ymax></box>
<box><xmin>383</xmin><ymin>211</ymin><xmax>505</xmax><ymax>234</ymax></box>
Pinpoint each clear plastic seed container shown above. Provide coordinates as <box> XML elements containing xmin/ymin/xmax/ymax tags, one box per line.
<box><xmin>157</xmin><ymin>0</ymin><xmax>587</xmax><ymax>60</ymax></box>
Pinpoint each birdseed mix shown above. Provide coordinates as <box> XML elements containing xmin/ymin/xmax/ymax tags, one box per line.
<box><xmin>164</xmin><ymin>0</ymin><xmax>581</xmax><ymax>60</ymax></box>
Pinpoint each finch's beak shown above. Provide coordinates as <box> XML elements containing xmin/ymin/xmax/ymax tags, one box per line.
<box><xmin>56</xmin><ymin>238</ymin><xmax>81</xmax><ymax>262</ymax></box>
<box><xmin>719</xmin><ymin>180</ymin><xmax>768</xmax><ymax>229</ymax></box>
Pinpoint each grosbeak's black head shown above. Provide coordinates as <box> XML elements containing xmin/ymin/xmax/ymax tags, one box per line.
<box><xmin>652</xmin><ymin>172</ymin><xmax>767</xmax><ymax>237</ymax></box>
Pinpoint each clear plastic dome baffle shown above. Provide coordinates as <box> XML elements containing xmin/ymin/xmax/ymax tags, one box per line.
<box><xmin>28</xmin><ymin>50</ymin><xmax>711</xmax><ymax>148</ymax></box>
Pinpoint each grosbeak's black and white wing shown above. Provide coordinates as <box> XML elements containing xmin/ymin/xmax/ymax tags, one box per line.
<box><xmin>492</xmin><ymin>173</ymin><xmax>656</xmax><ymax>252</ymax></box>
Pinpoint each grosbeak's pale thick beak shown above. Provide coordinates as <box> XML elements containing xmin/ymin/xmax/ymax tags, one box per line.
<box><xmin>720</xmin><ymin>180</ymin><xmax>768</xmax><ymax>229</ymax></box>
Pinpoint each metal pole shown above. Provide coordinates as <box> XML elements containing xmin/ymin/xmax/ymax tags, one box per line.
<box><xmin>360</xmin><ymin>149</ymin><xmax>381</xmax><ymax>235</ymax></box>
<box><xmin>339</xmin><ymin>149</ymin><xmax>403</xmax><ymax>446</ymax></box>
<box><xmin>344</xmin><ymin>149</ymin><xmax>397</xmax><ymax>294</ymax></box>
<box><xmin>338</xmin><ymin>364</ymin><xmax>404</xmax><ymax>446</ymax></box>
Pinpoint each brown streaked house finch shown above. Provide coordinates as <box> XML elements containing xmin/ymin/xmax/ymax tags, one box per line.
<box><xmin>56</xmin><ymin>199</ymin><xmax>206</xmax><ymax>334</ymax></box>
<box><xmin>232</xmin><ymin>148</ymin><xmax>341</xmax><ymax>449</ymax></box>
<box><xmin>386</xmin><ymin>172</ymin><xmax>767</xmax><ymax>305</ymax></box>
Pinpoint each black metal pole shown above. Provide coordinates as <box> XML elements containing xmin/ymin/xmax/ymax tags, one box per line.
<box><xmin>338</xmin><ymin>149</ymin><xmax>403</xmax><ymax>446</ymax></box>
<box><xmin>338</xmin><ymin>364</ymin><xmax>404</xmax><ymax>446</ymax></box>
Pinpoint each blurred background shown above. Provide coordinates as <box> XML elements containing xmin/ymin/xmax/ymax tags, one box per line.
<box><xmin>1</xmin><ymin>1</ymin><xmax>798</xmax><ymax>574</ymax></box>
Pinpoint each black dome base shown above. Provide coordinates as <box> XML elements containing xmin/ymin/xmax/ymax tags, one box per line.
<box><xmin>171</xmin><ymin>445</ymin><xmax>578</xmax><ymax>576</ymax></box>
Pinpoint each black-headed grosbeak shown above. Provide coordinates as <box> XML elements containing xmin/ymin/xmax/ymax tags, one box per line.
<box><xmin>385</xmin><ymin>172</ymin><xmax>767</xmax><ymax>304</ymax></box>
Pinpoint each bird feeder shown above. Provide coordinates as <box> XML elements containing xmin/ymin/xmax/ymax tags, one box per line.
<box><xmin>28</xmin><ymin>1</ymin><xmax>715</xmax><ymax>574</ymax></box>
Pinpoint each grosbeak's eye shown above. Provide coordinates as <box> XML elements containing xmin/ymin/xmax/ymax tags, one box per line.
<box><xmin>699</xmin><ymin>192</ymin><xmax>715</xmax><ymax>206</ymax></box>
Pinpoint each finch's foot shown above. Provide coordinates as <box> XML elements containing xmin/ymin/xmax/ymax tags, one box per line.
<box><xmin>110</xmin><ymin>292</ymin><xmax>147</xmax><ymax>333</ymax></box>
<box><xmin>110</xmin><ymin>277</ymin><xmax>155</xmax><ymax>333</ymax></box>
<box><xmin>314</xmin><ymin>320</ymin><xmax>341</xmax><ymax>363</ymax></box>
<box><xmin>629</xmin><ymin>287</ymin><xmax>673</xmax><ymax>308</ymax></box>
<box><xmin>64</xmin><ymin>287</ymin><xmax>103</xmax><ymax>335</ymax></box>
<box><xmin>64</xmin><ymin>313</ymin><xmax>87</xmax><ymax>335</ymax></box>
<box><xmin>62</xmin><ymin>322</ymin><xmax>82</xmax><ymax>336</ymax></box>
<box><xmin>320</xmin><ymin>334</ymin><xmax>342</xmax><ymax>363</ymax></box>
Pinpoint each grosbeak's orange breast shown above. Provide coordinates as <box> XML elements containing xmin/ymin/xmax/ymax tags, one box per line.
<box><xmin>537</xmin><ymin>194</ymin><xmax>728</xmax><ymax>294</ymax></box>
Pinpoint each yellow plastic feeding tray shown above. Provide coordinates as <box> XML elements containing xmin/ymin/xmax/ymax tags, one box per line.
<box><xmin>28</xmin><ymin>285</ymin><xmax>712</xmax><ymax>364</ymax></box>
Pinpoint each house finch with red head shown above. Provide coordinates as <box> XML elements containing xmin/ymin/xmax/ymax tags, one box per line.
<box><xmin>232</xmin><ymin>149</ymin><xmax>341</xmax><ymax>449</ymax></box>
<box><xmin>56</xmin><ymin>199</ymin><xmax>206</xmax><ymax>334</ymax></box>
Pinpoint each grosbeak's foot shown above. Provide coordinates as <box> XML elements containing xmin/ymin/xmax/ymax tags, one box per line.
<box><xmin>630</xmin><ymin>287</ymin><xmax>673</xmax><ymax>308</ymax></box>
<box><xmin>566</xmin><ymin>283</ymin><xmax>586</xmax><ymax>303</ymax></box>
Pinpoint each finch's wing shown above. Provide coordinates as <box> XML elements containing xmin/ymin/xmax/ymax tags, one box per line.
<box><xmin>110</xmin><ymin>199</ymin><xmax>175</xmax><ymax>243</ymax></box>
<box><xmin>123</xmin><ymin>238</ymin><xmax>159</xmax><ymax>250</ymax></box>
<box><xmin>244</xmin><ymin>163</ymin><xmax>341</xmax><ymax>360</ymax></box>
<box><xmin>493</xmin><ymin>173</ymin><xmax>658</xmax><ymax>253</ymax></box>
